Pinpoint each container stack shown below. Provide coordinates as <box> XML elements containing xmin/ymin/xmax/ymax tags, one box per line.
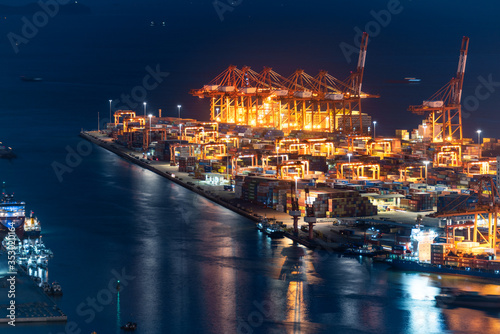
<box><xmin>312</xmin><ymin>193</ymin><xmax>330</xmax><ymax>217</ymax></box>
<box><xmin>239</xmin><ymin>176</ymin><xmax>291</xmax><ymax>208</ymax></box>
<box><xmin>155</xmin><ymin>141</ymin><xmax>168</xmax><ymax>161</ymax></box>
<box><xmin>327</xmin><ymin>191</ymin><xmax>377</xmax><ymax>217</ymax></box>
<box><xmin>431</xmin><ymin>243</ymin><xmax>452</xmax><ymax>265</ymax></box>
<box><xmin>412</xmin><ymin>192</ymin><xmax>432</xmax><ymax>211</ymax></box>
<box><xmin>178</xmin><ymin>157</ymin><xmax>188</xmax><ymax>172</ymax></box>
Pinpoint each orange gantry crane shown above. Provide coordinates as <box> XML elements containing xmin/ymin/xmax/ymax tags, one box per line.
<box><xmin>409</xmin><ymin>36</ymin><xmax>469</xmax><ymax>144</ymax></box>
<box><xmin>190</xmin><ymin>32</ymin><xmax>378</xmax><ymax>135</ymax></box>
<box><xmin>434</xmin><ymin>176</ymin><xmax>500</xmax><ymax>253</ymax></box>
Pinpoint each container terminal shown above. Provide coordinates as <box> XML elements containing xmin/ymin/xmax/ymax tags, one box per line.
<box><xmin>83</xmin><ymin>34</ymin><xmax>500</xmax><ymax>279</ymax></box>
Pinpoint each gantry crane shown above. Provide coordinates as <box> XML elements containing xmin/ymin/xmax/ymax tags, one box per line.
<box><xmin>434</xmin><ymin>175</ymin><xmax>500</xmax><ymax>253</ymax></box>
<box><xmin>409</xmin><ymin>36</ymin><xmax>469</xmax><ymax>144</ymax></box>
<box><xmin>190</xmin><ymin>32</ymin><xmax>377</xmax><ymax>135</ymax></box>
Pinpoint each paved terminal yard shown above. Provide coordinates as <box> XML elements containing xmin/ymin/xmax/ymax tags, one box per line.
<box><xmin>82</xmin><ymin>131</ymin><xmax>442</xmax><ymax>252</ymax></box>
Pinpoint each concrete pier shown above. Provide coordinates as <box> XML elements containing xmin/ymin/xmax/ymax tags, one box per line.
<box><xmin>80</xmin><ymin>131</ymin><xmax>440</xmax><ymax>252</ymax></box>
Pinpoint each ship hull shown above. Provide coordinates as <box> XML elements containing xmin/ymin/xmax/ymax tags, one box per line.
<box><xmin>387</xmin><ymin>259</ymin><xmax>500</xmax><ymax>280</ymax></box>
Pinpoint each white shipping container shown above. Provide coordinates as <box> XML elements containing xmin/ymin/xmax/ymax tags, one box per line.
<box><xmin>295</xmin><ymin>91</ymin><xmax>312</xmax><ymax>98</ymax></box>
<box><xmin>240</xmin><ymin>87</ymin><xmax>257</xmax><ymax>94</ymax></box>
<box><xmin>219</xmin><ymin>86</ymin><xmax>236</xmax><ymax>92</ymax></box>
<box><xmin>423</xmin><ymin>100</ymin><xmax>444</xmax><ymax>108</ymax></box>
<box><xmin>275</xmin><ymin>89</ymin><xmax>288</xmax><ymax>96</ymax></box>
<box><xmin>204</xmin><ymin>85</ymin><xmax>219</xmax><ymax>91</ymax></box>
<box><xmin>325</xmin><ymin>93</ymin><xmax>344</xmax><ymax>100</ymax></box>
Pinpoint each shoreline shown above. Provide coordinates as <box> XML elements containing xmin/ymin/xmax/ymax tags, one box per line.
<box><xmin>79</xmin><ymin>131</ymin><xmax>352</xmax><ymax>251</ymax></box>
<box><xmin>79</xmin><ymin>132</ymin><xmax>269</xmax><ymax>224</ymax></box>
<box><xmin>78</xmin><ymin>131</ymin><xmax>440</xmax><ymax>253</ymax></box>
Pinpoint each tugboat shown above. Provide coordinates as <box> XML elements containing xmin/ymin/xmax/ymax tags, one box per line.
<box><xmin>256</xmin><ymin>216</ymin><xmax>275</xmax><ymax>231</ymax></box>
<box><xmin>41</xmin><ymin>282</ymin><xmax>51</xmax><ymax>294</ymax></box>
<box><xmin>51</xmin><ymin>282</ymin><xmax>63</xmax><ymax>296</ymax></box>
<box><xmin>403</xmin><ymin>77</ymin><xmax>421</xmax><ymax>83</ymax></box>
<box><xmin>343</xmin><ymin>244</ymin><xmax>386</xmax><ymax>257</ymax></box>
<box><xmin>120</xmin><ymin>322</ymin><xmax>137</xmax><ymax>331</ymax></box>
<box><xmin>265</xmin><ymin>223</ymin><xmax>286</xmax><ymax>238</ymax></box>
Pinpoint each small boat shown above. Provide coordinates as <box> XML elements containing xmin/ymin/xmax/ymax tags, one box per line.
<box><xmin>386</xmin><ymin>77</ymin><xmax>421</xmax><ymax>84</ymax></box>
<box><xmin>436</xmin><ymin>289</ymin><xmax>500</xmax><ymax>309</ymax></box>
<box><xmin>120</xmin><ymin>322</ymin><xmax>137</xmax><ymax>331</ymax></box>
<box><xmin>404</xmin><ymin>77</ymin><xmax>421</xmax><ymax>83</ymax></box>
<box><xmin>41</xmin><ymin>282</ymin><xmax>51</xmax><ymax>294</ymax></box>
<box><xmin>51</xmin><ymin>281</ymin><xmax>63</xmax><ymax>296</ymax></box>
<box><xmin>343</xmin><ymin>244</ymin><xmax>386</xmax><ymax>257</ymax></box>
<box><xmin>0</xmin><ymin>143</ymin><xmax>15</xmax><ymax>158</ymax></box>
<box><xmin>256</xmin><ymin>217</ymin><xmax>276</xmax><ymax>231</ymax></box>
<box><xmin>265</xmin><ymin>223</ymin><xmax>285</xmax><ymax>238</ymax></box>
<box><xmin>20</xmin><ymin>76</ymin><xmax>43</xmax><ymax>82</ymax></box>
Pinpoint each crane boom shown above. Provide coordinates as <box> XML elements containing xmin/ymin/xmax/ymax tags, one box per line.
<box><xmin>408</xmin><ymin>36</ymin><xmax>469</xmax><ymax>144</ymax></box>
<box><xmin>349</xmin><ymin>32</ymin><xmax>368</xmax><ymax>94</ymax></box>
<box><xmin>454</xmin><ymin>36</ymin><xmax>469</xmax><ymax>104</ymax></box>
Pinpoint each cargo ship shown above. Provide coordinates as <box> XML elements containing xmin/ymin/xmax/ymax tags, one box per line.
<box><xmin>0</xmin><ymin>193</ymin><xmax>26</xmax><ymax>236</ymax></box>
<box><xmin>386</xmin><ymin>258</ymin><xmax>500</xmax><ymax>280</ymax></box>
<box><xmin>435</xmin><ymin>289</ymin><xmax>500</xmax><ymax>308</ymax></box>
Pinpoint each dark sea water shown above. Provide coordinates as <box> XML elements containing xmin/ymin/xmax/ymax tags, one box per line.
<box><xmin>1</xmin><ymin>1</ymin><xmax>500</xmax><ymax>333</ymax></box>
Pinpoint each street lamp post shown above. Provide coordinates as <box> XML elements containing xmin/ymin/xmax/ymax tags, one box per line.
<box><xmin>226</xmin><ymin>135</ymin><xmax>230</xmax><ymax>181</ymax></box>
<box><xmin>373</xmin><ymin>121</ymin><xmax>377</xmax><ymax>139</ymax></box>
<box><xmin>109</xmin><ymin>99</ymin><xmax>112</xmax><ymax>128</ymax></box>
<box><xmin>347</xmin><ymin>153</ymin><xmax>352</xmax><ymax>182</ymax></box>
<box><xmin>148</xmin><ymin>114</ymin><xmax>152</xmax><ymax>149</ymax></box>
<box><xmin>143</xmin><ymin>102</ymin><xmax>147</xmax><ymax>117</ymax></box>
<box><xmin>177</xmin><ymin>105</ymin><xmax>182</xmax><ymax>141</ymax></box>
<box><xmin>477</xmin><ymin>130</ymin><xmax>482</xmax><ymax>158</ymax></box>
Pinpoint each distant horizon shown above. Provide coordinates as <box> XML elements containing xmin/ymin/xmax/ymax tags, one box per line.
<box><xmin>0</xmin><ymin>1</ymin><xmax>498</xmax><ymax>139</ymax></box>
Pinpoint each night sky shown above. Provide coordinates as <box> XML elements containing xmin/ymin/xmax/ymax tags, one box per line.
<box><xmin>1</xmin><ymin>0</ymin><xmax>499</xmax><ymax>139</ymax></box>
